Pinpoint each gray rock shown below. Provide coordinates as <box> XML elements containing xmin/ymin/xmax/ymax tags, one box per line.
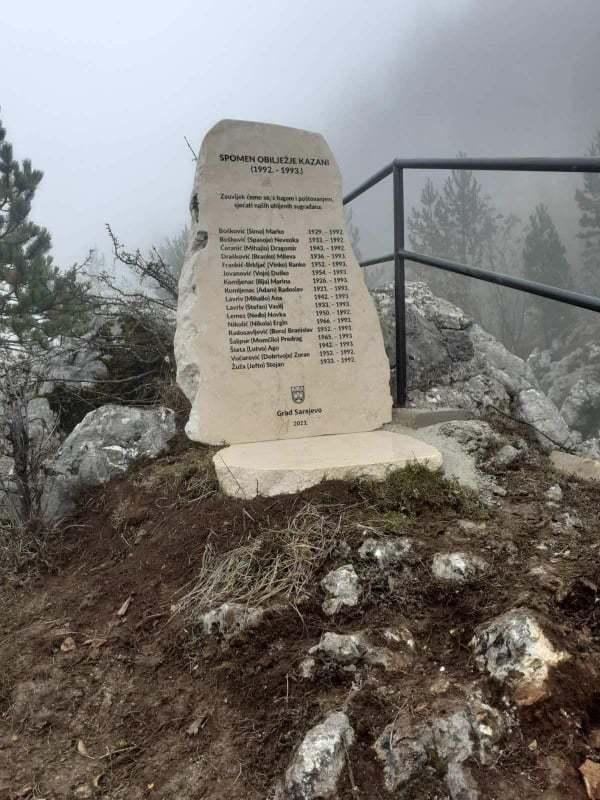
<box><xmin>551</xmin><ymin>510</ymin><xmax>583</xmax><ymax>532</ymax></box>
<box><xmin>372</xmin><ymin>281</ymin><xmax>600</xmax><ymax>456</ymax></box>
<box><xmin>309</xmin><ymin>628</ymin><xmax>414</xmax><ymax>672</ymax></box>
<box><xmin>470</xmin><ymin>609</ymin><xmax>570</xmax><ymax>705</ymax></box>
<box><xmin>374</xmin><ymin>695</ymin><xmax>505</xmax><ymax>798</ymax></box>
<box><xmin>437</xmin><ymin>420</ymin><xmax>505</xmax><ymax>457</ymax></box>
<box><xmin>285</xmin><ymin>711</ymin><xmax>354</xmax><ymax>799</ymax></box>
<box><xmin>374</xmin><ymin>718</ymin><xmax>431</xmax><ymax>792</ymax></box>
<box><xmin>528</xmin><ymin>322</ymin><xmax>600</xmax><ymax>441</ymax></box>
<box><xmin>320</xmin><ymin>565</ymin><xmax>361</xmax><ymax>616</ymax></box>
<box><xmin>561</xmin><ymin>378</ymin><xmax>600</xmax><ymax>437</ymax></box>
<box><xmin>545</xmin><ymin>484</ymin><xmax>563</xmax><ymax>503</ymax></box>
<box><xmin>493</xmin><ymin>444</ymin><xmax>521</xmax><ymax>468</ymax></box>
<box><xmin>42</xmin><ymin>404</ymin><xmax>176</xmax><ymax>520</ymax></box>
<box><xmin>432</xmin><ymin>552</ymin><xmax>488</xmax><ymax>583</ymax></box>
<box><xmin>357</xmin><ymin>536</ymin><xmax>412</xmax><ymax>568</ymax></box>
<box><xmin>309</xmin><ymin>632</ymin><xmax>368</xmax><ymax>665</ymax></box>
<box><xmin>372</xmin><ymin>282</ymin><xmax>535</xmax><ymax>415</ymax></box>
<box><xmin>516</xmin><ymin>388</ymin><xmax>571</xmax><ymax>450</ymax></box>
<box><xmin>199</xmin><ymin>603</ymin><xmax>264</xmax><ymax>638</ymax></box>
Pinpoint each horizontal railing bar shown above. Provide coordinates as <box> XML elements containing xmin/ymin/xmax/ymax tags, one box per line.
<box><xmin>358</xmin><ymin>249</ymin><xmax>600</xmax><ymax>313</ymax></box>
<box><xmin>392</xmin><ymin>157</ymin><xmax>600</xmax><ymax>172</ymax></box>
<box><xmin>343</xmin><ymin>157</ymin><xmax>600</xmax><ymax>205</ymax></box>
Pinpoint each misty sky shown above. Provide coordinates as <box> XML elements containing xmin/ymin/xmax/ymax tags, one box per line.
<box><xmin>3</xmin><ymin>0</ymin><xmax>600</xmax><ymax>278</ymax></box>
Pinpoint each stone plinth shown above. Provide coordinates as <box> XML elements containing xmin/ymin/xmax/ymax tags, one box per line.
<box><xmin>175</xmin><ymin>119</ymin><xmax>391</xmax><ymax>445</ymax></box>
<box><xmin>213</xmin><ymin>430</ymin><xmax>443</xmax><ymax>499</ymax></box>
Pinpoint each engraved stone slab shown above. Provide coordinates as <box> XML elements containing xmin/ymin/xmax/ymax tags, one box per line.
<box><xmin>175</xmin><ymin>119</ymin><xmax>392</xmax><ymax>445</ymax></box>
<box><xmin>213</xmin><ymin>431</ymin><xmax>443</xmax><ymax>498</ymax></box>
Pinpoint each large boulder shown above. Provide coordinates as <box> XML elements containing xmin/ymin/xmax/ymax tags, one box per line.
<box><xmin>528</xmin><ymin>319</ymin><xmax>600</xmax><ymax>441</ymax></box>
<box><xmin>43</xmin><ymin>404</ymin><xmax>176</xmax><ymax>520</ymax></box>
<box><xmin>372</xmin><ymin>281</ymin><xmax>590</xmax><ymax>452</ymax></box>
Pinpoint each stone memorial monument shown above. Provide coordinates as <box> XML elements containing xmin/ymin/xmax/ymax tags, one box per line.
<box><xmin>175</xmin><ymin>120</ymin><xmax>442</xmax><ymax>497</ymax></box>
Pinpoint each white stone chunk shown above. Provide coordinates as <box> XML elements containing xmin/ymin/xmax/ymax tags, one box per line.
<box><xmin>432</xmin><ymin>552</ymin><xmax>488</xmax><ymax>583</ymax></box>
<box><xmin>321</xmin><ymin>565</ymin><xmax>360</xmax><ymax>616</ymax></box>
<box><xmin>213</xmin><ymin>430</ymin><xmax>443</xmax><ymax>498</ymax></box>
<box><xmin>470</xmin><ymin>608</ymin><xmax>570</xmax><ymax>705</ymax></box>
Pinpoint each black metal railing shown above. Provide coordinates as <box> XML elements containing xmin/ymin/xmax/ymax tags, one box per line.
<box><xmin>343</xmin><ymin>157</ymin><xmax>600</xmax><ymax>406</ymax></box>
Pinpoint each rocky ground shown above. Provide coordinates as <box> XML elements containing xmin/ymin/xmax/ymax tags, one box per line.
<box><xmin>2</xmin><ymin>418</ymin><xmax>600</xmax><ymax>800</ymax></box>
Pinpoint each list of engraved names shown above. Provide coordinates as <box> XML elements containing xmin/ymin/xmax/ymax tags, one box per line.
<box><xmin>218</xmin><ymin>192</ymin><xmax>354</xmax><ymax>372</ymax></box>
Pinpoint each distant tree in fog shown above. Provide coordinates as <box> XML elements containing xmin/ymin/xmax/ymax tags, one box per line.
<box><xmin>576</xmin><ymin>129</ymin><xmax>600</xmax><ymax>295</ymax></box>
<box><xmin>523</xmin><ymin>204</ymin><xmax>572</xmax><ymax>349</ymax></box>
<box><xmin>407</xmin><ymin>157</ymin><xmax>499</xmax><ymax>314</ymax></box>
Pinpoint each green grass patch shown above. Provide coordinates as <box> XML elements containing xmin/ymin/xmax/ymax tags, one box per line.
<box><xmin>353</xmin><ymin>462</ymin><xmax>476</xmax><ymax>516</ymax></box>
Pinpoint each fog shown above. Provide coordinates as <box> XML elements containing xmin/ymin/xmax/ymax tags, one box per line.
<box><xmin>3</xmin><ymin>0</ymin><xmax>600</xmax><ymax>278</ymax></box>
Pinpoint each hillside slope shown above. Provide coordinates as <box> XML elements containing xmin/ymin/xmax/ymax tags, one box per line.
<box><xmin>2</xmin><ymin>426</ymin><xmax>600</xmax><ymax>800</ymax></box>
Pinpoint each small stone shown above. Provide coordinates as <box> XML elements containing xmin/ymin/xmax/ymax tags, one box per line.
<box><xmin>309</xmin><ymin>629</ymin><xmax>412</xmax><ymax>673</ymax></box>
<box><xmin>298</xmin><ymin>657</ymin><xmax>317</xmax><ymax>680</ymax></box>
<box><xmin>430</xmin><ymin>676</ymin><xmax>451</xmax><ymax>695</ymax></box>
<box><xmin>285</xmin><ymin>711</ymin><xmax>354</xmax><ymax>799</ymax></box>
<box><xmin>457</xmin><ymin>520</ymin><xmax>487</xmax><ymax>533</ymax></box>
<box><xmin>73</xmin><ymin>786</ymin><xmax>93</xmax><ymax>799</ymax></box>
<box><xmin>358</xmin><ymin>537</ymin><xmax>413</xmax><ymax>568</ymax></box>
<box><xmin>382</xmin><ymin>626</ymin><xmax>415</xmax><ymax>651</ymax></box>
<box><xmin>551</xmin><ymin>511</ymin><xmax>583</xmax><ymax>533</ymax></box>
<box><xmin>309</xmin><ymin>632</ymin><xmax>368</xmax><ymax>665</ymax></box>
<box><xmin>580</xmin><ymin>759</ymin><xmax>600</xmax><ymax>799</ymax></box>
<box><xmin>321</xmin><ymin>565</ymin><xmax>361</xmax><ymax>616</ymax></box>
<box><xmin>545</xmin><ymin>484</ymin><xmax>563</xmax><ymax>503</ymax></box>
<box><xmin>492</xmin><ymin>485</ymin><xmax>507</xmax><ymax>497</ymax></box>
<box><xmin>199</xmin><ymin>603</ymin><xmax>264</xmax><ymax>638</ymax></box>
<box><xmin>60</xmin><ymin>636</ymin><xmax>76</xmax><ymax>652</ymax></box>
<box><xmin>432</xmin><ymin>552</ymin><xmax>488</xmax><ymax>583</ymax></box>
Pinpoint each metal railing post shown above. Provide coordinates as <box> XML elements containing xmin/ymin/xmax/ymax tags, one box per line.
<box><xmin>392</xmin><ymin>161</ymin><xmax>407</xmax><ymax>407</ymax></box>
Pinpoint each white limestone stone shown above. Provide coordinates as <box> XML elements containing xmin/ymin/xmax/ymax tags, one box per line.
<box><xmin>213</xmin><ymin>430</ymin><xmax>443</xmax><ymax>498</ymax></box>
<box><xmin>175</xmin><ymin>119</ymin><xmax>391</xmax><ymax>445</ymax></box>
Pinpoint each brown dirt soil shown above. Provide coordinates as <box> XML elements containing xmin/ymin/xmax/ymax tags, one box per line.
<box><xmin>2</xmin><ymin>429</ymin><xmax>600</xmax><ymax>800</ymax></box>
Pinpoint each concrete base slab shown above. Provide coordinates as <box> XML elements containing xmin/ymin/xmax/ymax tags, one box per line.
<box><xmin>389</xmin><ymin>407</ymin><xmax>473</xmax><ymax>429</ymax></box>
<box><xmin>213</xmin><ymin>431</ymin><xmax>443</xmax><ymax>499</ymax></box>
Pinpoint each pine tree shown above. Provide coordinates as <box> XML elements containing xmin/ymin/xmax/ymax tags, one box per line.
<box><xmin>439</xmin><ymin>160</ymin><xmax>498</xmax><ymax>266</ymax></box>
<box><xmin>407</xmin><ymin>159</ymin><xmax>498</xmax><ymax>312</ymax></box>
<box><xmin>522</xmin><ymin>203</ymin><xmax>572</xmax><ymax>349</ymax></box>
<box><xmin>575</xmin><ymin>129</ymin><xmax>600</xmax><ymax>294</ymax></box>
<box><xmin>0</xmin><ymin>115</ymin><xmax>89</xmax><ymax>349</ymax></box>
<box><xmin>407</xmin><ymin>179</ymin><xmax>447</xmax><ymax>258</ymax></box>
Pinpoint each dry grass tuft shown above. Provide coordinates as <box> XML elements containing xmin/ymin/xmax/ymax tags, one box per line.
<box><xmin>0</xmin><ymin>517</ymin><xmax>52</xmax><ymax>577</ymax></box>
<box><xmin>175</xmin><ymin>502</ymin><xmax>342</xmax><ymax>621</ymax></box>
<box><xmin>137</xmin><ymin>449</ymin><xmax>219</xmax><ymax>507</ymax></box>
